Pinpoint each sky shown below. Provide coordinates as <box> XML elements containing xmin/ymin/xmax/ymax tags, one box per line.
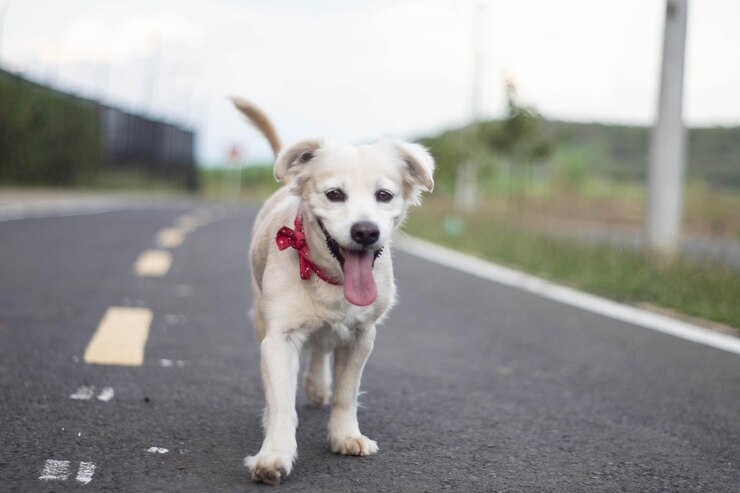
<box><xmin>1</xmin><ymin>0</ymin><xmax>739</xmax><ymax>164</ymax></box>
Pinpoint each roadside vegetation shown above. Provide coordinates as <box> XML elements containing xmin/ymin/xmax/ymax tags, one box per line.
<box><xmin>403</xmin><ymin>195</ymin><xmax>740</xmax><ymax>331</ymax></box>
<box><xmin>0</xmin><ymin>69</ymin><xmax>101</xmax><ymax>185</ymax></box>
<box><xmin>404</xmin><ymin>80</ymin><xmax>739</xmax><ymax>330</ymax></box>
<box><xmin>198</xmin><ymin>165</ymin><xmax>278</xmax><ymax>201</ymax></box>
<box><xmin>76</xmin><ymin>169</ymin><xmax>185</xmax><ymax>192</ymax></box>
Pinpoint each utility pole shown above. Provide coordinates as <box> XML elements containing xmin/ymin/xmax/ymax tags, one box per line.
<box><xmin>454</xmin><ymin>0</ymin><xmax>486</xmax><ymax>213</ymax></box>
<box><xmin>646</xmin><ymin>0</ymin><xmax>688</xmax><ymax>256</ymax></box>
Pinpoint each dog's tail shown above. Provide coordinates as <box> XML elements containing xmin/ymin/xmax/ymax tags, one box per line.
<box><xmin>231</xmin><ymin>97</ymin><xmax>282</xmax><ymax>157</ymax></box>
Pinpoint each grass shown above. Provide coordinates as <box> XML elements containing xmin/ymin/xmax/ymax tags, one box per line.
<box><xmin>470</xmin><ymin>172</ymin><xmax>740</xmax><ymax>239</ymax></box>
<box><xmin>199</xmin><ymin>165</ymin><xmax>278</xmax><ymax>202</ymax></box>
<box><xmin>76</xmin><ymin>169</ymin><xmax>185</xmax><ymax>192</ymax></box>
<box><xmin>403</xmin><ymin>196</ymin><xmax>740</xmax><ymax>331</ymax></box>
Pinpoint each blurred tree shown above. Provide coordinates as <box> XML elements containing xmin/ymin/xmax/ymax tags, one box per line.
<box><xmin>487</xmin><ymin>78</ymin><xmax>551</xmax><ymax>164</ymax></box>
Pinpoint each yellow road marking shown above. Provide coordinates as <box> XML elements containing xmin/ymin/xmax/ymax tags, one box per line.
<box><xmin>174</xmin><ymin>214</ymin><xmax>200</xmax><ymax>232</ymax></box>
<box><xmin>156</xmin><ymin>228</ymin><xmax>185</xmax><ymax>248</ymax></box>
<box><xmin>83</xmin><ymin>307</ymin><xmax>153</xmax><ymax>366</ymax></box>
<box><xmin>134</xmin><ymin>250</ymin><xmax>172</xmax><ymax>277</ymax></box>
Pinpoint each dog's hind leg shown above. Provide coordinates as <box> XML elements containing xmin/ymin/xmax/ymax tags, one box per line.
<box><xmin>304</xmin><ymin>337</ymin><xmax>332</xmax><ymax>406</ymax></box>
<box><xmin>328</xmin><ymin>324</ymin><xmax>379</xmax><ymax>456</ymax></box>
<box><xmin>251</xmin><ymin>279</ymin><xmax>267</xmax><ymax>343</ymax></box>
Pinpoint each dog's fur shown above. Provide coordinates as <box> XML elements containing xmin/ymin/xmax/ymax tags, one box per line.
<box><xmin>233</xmin><ymin>97</ymin><xmax>434</xmax><ymax>485</ymax></box>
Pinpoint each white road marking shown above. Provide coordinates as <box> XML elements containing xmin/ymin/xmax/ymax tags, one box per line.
<box><xmin>160</xmin><ymin>359</ymin><xmax>187</xmax><ymax>368</ymax></box>
<box><xmin>84</xmin><ymin>307</ymin><xmax>153</xmax><ymax>366</ymax></box>
<box><xmin>0</xmin><ymin>198</ymin><xmax>194</xmax><ymax>222</ymax></box>
<box><xmin>396</xmin><ymin>235</ymin><xmax>740</xmax><ymax>356</ymax></box>
<box><xmin>39</xmin><ymin>459</ymin><xmax>71</xmax><ymax>481</ymax></box>
<box><xmin>147</xmin><ymin>447</ymin><xmax>169</xmax><ymax>454</ymax></box>
<box><xmin>156</xmin><ymin>227</ymin><xmax>185</xmax><ymax>248</ymax></box>
<box><xmin>69</xmin><ymin>386</ymin><xmax>95</xmax><ymax>400</ymax></box>
<box><xmin>134</xmin><ymin>250</ymin><xmax>172</xmax><ymax>277</ymax></box>
<box><xmin>97</xmin><ymin>387</ymin><xmax>115</xmax><ymax>401</ymax></box>
<box><xmin>75</xmin><ymin>462</ymin><xmax>96</xmax><ymax>485</ymax></box>
<box><xmin>69</xmin><ymin>386</ymin><xmax>115</xmax><ymax>401</ymax></box>
<box><xmin>0</xmin><ymin>201</ymin><xmax>137</xmax><ymax>222</ymax></box>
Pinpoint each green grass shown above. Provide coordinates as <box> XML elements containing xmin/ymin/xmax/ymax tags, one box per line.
<box><xmin>199</xmin><ymin>165</ymin><xmax>278</xmax><ymax>202</ymax></box>
<box><xmin>404</xmin><ymin>198</ymin><xmax>740</xmax><ymax>330</ymax></box>
<box><xmin>76</xmin><ymin>169</ymin><xmax>184</xmax><ymax>192</ymax></box>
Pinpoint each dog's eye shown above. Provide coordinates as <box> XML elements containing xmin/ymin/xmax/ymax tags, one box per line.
<box><xmin>325</xmin><ymin>189</ymin><xmax>346</xmax><ymax>202</ymax></box>
<box><xmin>375</xmin><ymin>189</ymin><xmax>394</xmax><ymax>203</ymax></box>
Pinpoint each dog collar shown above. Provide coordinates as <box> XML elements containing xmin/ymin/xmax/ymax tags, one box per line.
<box><xmin>275</xmin><ymin>213</ymin><xmax>342</xmax><ymax>286</ymax></box>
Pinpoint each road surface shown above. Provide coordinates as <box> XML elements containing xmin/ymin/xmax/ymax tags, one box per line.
<box><xmin>1</xmin><ymin>199</ymin><xmax>739</xmax><ymax>492</ymax></box>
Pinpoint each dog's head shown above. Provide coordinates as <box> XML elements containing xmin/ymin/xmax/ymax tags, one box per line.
<box><xmin>274</xmin><ymin>138</ymin><xmax>434</xmax><ymax>306</ymax></box>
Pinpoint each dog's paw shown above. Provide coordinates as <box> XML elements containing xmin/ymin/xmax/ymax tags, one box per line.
<box><xmin>305</xmin><ymin>376</ymin><xmax>330</xmax><ymax>406</ymax></box>
<box><xmin>244</xmin><ymin>451</ymin><xmax>293</xmax><ymax>485</ymax></box>
<box><xmin>331</xmin><ymin>435</ymin><xmax>379</xmax><ymax>456</ymax></box>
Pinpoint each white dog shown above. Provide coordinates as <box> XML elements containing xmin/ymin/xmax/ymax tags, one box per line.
<box><xmin>233</xmin><ymin>98</ymin><xmax>434</xmax><ymax>485</ymax></box>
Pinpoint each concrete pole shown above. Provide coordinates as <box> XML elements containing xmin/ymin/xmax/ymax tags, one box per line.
<box><xmin>646</xmin><ymin>0</ymin><xmax>688</xmax><ymax>255</ymax></box>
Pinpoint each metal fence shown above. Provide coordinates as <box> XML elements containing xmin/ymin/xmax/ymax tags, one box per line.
<box><xmin>0</xmin><ymin>67</ymin><xmax>196</xmax><ymax>189</ymax></box>
<box><xmin>98</xmin><ymin>104</ymin><xmax>196</xmax><ymax>189</ymax></box>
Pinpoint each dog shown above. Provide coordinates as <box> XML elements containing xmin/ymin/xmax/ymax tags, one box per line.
<box><xmin>232</xmin><ymin>98</ymin><xmax>434</xmax><ymax>485</ymax></box>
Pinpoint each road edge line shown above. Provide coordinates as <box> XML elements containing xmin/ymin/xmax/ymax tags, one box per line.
<box><xmin>395</xmin><ymin>235</ymin><xmax>740</xmax><ymax>356</ymax></box>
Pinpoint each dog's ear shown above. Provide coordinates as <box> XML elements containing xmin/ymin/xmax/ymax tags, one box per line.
<box><xmin>274</xmin><ymin>139</ymin><xmax>321</xmax><ymax>182</ymax></box>
<box><xmin>395</xmin><ymin>141</ymin><xmax>435</xmax><ymax>195</ymax></box>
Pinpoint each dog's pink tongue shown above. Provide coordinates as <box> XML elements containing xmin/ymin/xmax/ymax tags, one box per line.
<box><xmin>342</xmin><ymin>250</ymin><xmax>377</xmax><ymax>306</ymax></box>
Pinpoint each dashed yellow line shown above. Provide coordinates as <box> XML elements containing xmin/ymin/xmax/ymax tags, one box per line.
<box><xmin>134</xmin><ymin>250</ymin><xmax>172</xmax><ymax>277</ymax></box>
<box><xmin>174</xmin><ymin>214</ymin><xmax>200</xmax><ymax>232</ymax></box>
<box><xmin>155</xmin><ymin>228</ymin><xmax>185</xmax><ymax>248</ymax></box>
<box><xmin>83</xmin><ymin>307</ymin><xmax>153</xmax><ymax>366</ymax></box>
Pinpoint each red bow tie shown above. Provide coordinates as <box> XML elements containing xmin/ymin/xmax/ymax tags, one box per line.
<box><xmin>275</xmin><ymin>214</ymin><xmax>342</xmax><ymax>285</ymax></box>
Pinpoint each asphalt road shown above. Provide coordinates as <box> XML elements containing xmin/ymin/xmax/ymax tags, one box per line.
<box><xmin>1</xmin><ymin>200</ymin><xmax>739</xmax><ymax>492</ymax></box>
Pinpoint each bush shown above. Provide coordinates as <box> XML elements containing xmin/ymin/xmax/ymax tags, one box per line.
<box><xmin>0</xmin><ymin>70</ymin><xmax>102</xmax><ymax>185</ymax></box>
<box><xmin>553</xmin><ymin>146</ymin><xmax>590</xmax><ymax>192</ymax></box>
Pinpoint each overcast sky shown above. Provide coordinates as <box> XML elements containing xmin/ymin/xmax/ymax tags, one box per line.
<box><xmin>1</xmin><ymin>0</ymin><xmax>739</xmax><ymax>164</ymax></box>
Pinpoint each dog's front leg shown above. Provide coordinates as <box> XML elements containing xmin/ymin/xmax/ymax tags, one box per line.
<box><xmin>328</xmin><ymin>324</ymin><xmax>379</xmax><ymax>456</ymax></box>
<box><xmin>246</xmin><ymin>330</ymin><xmax>300</xmax><ymax>485</ymax></box>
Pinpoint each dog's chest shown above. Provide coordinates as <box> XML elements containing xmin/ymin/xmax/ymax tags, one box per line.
<box><xmin>315</xmin><ymin>313</ymin><xmax>369</xmax><ymax>345</ymax></box>
<box><xmin>324</xmin><ymin>321</ymin><xmax>353</xmax><ymax>343</ymax></box>
<box><xmin>299</xmin><ymin>298</ymin><xmax>377</xmax><ymax>341</ymax></box>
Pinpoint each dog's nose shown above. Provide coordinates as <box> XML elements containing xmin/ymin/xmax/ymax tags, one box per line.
<box><xmin>351</xmin><ymin>221</ymin><xmax>380</xmax><ymax>246</ymax></box>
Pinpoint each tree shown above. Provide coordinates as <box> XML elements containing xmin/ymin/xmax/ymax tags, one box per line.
<box><xmin>487</xmin><ymin>78</ymin><xmax>550</xmax><ymax>164</ymax></box>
